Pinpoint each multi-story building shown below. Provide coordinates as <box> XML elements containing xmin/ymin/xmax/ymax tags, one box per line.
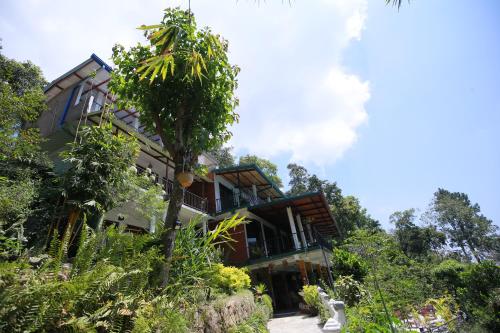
<box><xmin>39</xmin><ymin>54</ymin><xmax>341</xmax><ymax>312</ymax></box>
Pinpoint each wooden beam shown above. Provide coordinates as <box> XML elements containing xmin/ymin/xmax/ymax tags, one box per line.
<box><xmin>296</xmin><ymin>260</ymin><xmax>309</xmax><ymax>285</ymax></box>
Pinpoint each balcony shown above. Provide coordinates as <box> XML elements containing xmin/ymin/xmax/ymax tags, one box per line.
<box><xmin>136</xmin><ymin>165</ymin><xmax>208</xmax><ymax>213</ymax></box>
<box><xmin>215</xmin><ymin>190</ymin><xmax>266</xmax><ymax>213</ymax></box>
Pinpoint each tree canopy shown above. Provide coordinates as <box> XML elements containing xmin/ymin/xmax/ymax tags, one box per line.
<box><xmin>390</xmin><ymin>208</ymin><xmax>446</xmax><ymax>258</ymax></box>
<box><xmin>430</xmin><ymin>188</ymin><xmax>498</xmax><ymax>262</ymax></box>
<box><xmin>208</xmin><ymin>145</ymin><xmax>236</xmax><ymax>168</ymax></box>
<box><xmin>109</xmin><ymin>8</ymin><xmax>240</xmax><ymax>284</ymax></box>
<box><xmin>239</xmin><ymin>154</ymin><xmax>283</xmax><ymax>188</ymax></box>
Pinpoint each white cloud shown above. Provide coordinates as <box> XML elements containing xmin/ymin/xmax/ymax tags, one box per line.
<box><xmin>1</xmin><ymin>0</ymin><xmax>370</xmax><ymax>167</ymax></box>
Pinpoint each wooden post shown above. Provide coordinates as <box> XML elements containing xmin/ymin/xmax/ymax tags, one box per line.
<box><xmin>316</xmin><ymin>264</ymin><xmax>322</xmax><ymax>280</ymax></box>
<box><xmin>296</xmin><ymin>260</ymin><xmax>309</xmax><ymax>285</ymax></box>
<box><xmin>305</xmin><ymin>262</ymin><xmax>314</xmax><ymax>284</ymax></box>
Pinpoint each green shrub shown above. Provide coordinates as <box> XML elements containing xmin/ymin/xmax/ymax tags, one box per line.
<box><xmin>458</xmin><ymin>261</ymin><xmax>500</xmax><ymax>331</ymax></box>
<box><xmin>261</xmin><ymin>294</ymin><xmax>273</xmax><ymax>316</ymax></box>
<box><xmin>431</xmin><ymin>259</ymin><xmax>467</xmax><ymax>294</ymax></box>
<box><xmin>132</xmin><ymin>297</ymin><xmax>188</xmax><ymax>333</ymax></box>
<box><xmin>301</xmin><ymin>285</ymin><xmax>330</xmax><ymax>322</ymax></box>
<box><xmin>334</xmin><ymin>275</ymin><xmax>367</xmax><ymax>306</ymax></box>
<box><xmin>214</xmin><ymin>263</ymin><xmax>251</xmax><ymax>293</ymax></box>
<box><xmin>228</xmin><ymin>302</ymin><xmax>270</xmax><ymax>333</ymax></box>
<box><xmin>331</xmin><ymin>248</ymin><xmax>368</xmax><ymax>282</ymax></box>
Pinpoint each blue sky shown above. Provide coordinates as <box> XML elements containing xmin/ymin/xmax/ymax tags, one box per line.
<box><xmin>1</xmin><ymin>0</ymin><xmax>499</xmax><ymax>229</ymax></box>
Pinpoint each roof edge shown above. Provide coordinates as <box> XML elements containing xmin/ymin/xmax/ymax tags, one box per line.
<box><xmin>214</xmin><ymin>163</ymin><xmax>284</xmax><ymax>197</ymax></box>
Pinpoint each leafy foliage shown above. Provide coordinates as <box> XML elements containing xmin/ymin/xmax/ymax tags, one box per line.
<box><xmin>301</xmin><ymin>285</ymin><xmax>329</xmax><ymax>322</ymax></box>
<box><xmin>286</xmin><ymin>163</ymin><xmax>380</xmax><ymax>236</ymax></box>
<box><xmin>430</xmin><ymin>188</ymin><xmax>498</xmax><ymax>262</ymax></box>
<box><xmin>333</xmin><ymin>275</ymin><xmax>367</xmax><ymax>307</ymax></box>
<box><xmin>214</xmin><ymin>264</ymin><xmax>251</xmax><ymax>294</ymax></box>
<box><xmin>109</xmin><ymin>8</ymin><xmax>239</xmax><ymax>166</ymax></box>
<box><xmin>61</xmin><ymin>121</ymin><xmax>140</xmax><ymax>214</ymax></box>
<box><xmin>110</xmin><ymin>8</ymin><xmax>240</xmax><ymax>282</ymax></box>
<box><xmin>390</xmin><ymin>208</ymin><xmax>446</xmax><ymax>258</ymax></box>
<box><xmin>0</xmin><ymin>214</ymin><xmax>252</xmax><ymax>332</ymax></box>
<box><xmin>331</xmin><ymin>248</ymin><xmax>368</xmax><ymax>282</ymax></box>
<box><xmin>239</xmin><ymin>154</ymin><xmax>283</xmax><ymax>188</ymax></box>
<box><xmin>0</xmin><ymin>47</ymin><xmax>55</xmax><ymax>257</ymax></box>
<box><xmin>209</xmin><ymin>145</ymin><xmax>236</xmax><ymax>168</ymax></box>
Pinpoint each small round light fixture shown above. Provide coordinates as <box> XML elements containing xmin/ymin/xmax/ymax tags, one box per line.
<box><xmin>176</xmin><ymin>171</ymin><xmax>194</xmax><ymax>188</ymax></box>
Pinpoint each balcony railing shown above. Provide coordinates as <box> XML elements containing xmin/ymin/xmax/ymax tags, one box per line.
<box><xmin>136</xmin><ymin>165</ymin><xmax>208</xmax><ymax>213</ymax></box>
<box><xmin>215</xmin><ymin>191</ymin><xmax>266</xmax><ymax>213</ymax></box>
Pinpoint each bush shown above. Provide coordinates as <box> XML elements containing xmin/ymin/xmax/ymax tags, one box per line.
<box><xmin>228</xmin><ymin>301</ymin><xmax>270</xmax><ymax>333</ymax></box>
<box><xmin>458</xmin><ymin>261</ymin><xmax>500</xmax><ymax>331</ymax></box>
<box><xmin>331</xmin><ymin>248</ymin><xmax>368</xmax><ymax>282</ymax></box>
<box><xmin>431</xmin><ymin>259</ymin><xmax>467</xmax><ymax>294</ymax></box>
<box><xmin>214</xmin><ymin>264</ymin><xmax>251</xmax><ymax>294</ymax></box>
<box><xmin>301</xmin><ymin>285</ymin><xmax>330</xmax><ymax>322</ymax></box>
<box><xmin>334</xmin><ymin>275</ymin><xmax>367</xmax><ymax>306</ymax></box>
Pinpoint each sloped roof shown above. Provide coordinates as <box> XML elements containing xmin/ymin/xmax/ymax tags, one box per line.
<box><xmin>248</xmin><ymin>192</ymin><xmax>340</xmax><ymax>237</ymax></box>
<box><xmin>214</xmin><ymin>164</ymin><xmax>284</xmax><ymax>200</ymax></box>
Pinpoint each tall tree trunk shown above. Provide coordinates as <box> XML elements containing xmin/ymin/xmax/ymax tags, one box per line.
<box><xmin>160</xmin><ymin>160</ymin><xmax>185</xmax><ymax>287</ymax></box>
<box><xmin>458</xmin><ymin>242</ymin><xmax>470</xmax><ymax>261</ymax></box>
<box><xmin>465</xmin><ymin>239</ymin><xmax>482</xmax><ymax>263</ymax></box>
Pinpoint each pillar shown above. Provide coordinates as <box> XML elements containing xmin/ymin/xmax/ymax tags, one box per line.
<box><xmin>306</xmin><ymin>223</ymin><xmax>314</xmax><ymax>243</ymax></box>
<box><xmin>252</xmin><ymin>184</ymin><xmax>258</xmax><ymax>198</ymax></box>
<box><xmin>306</xmin><ymin>262</ymin><xmax>314</xmax><ymax>283</ymax></box>
<box><xmin>297</xmin><ymin>260</ymin><xmax>309</xmax><ymax>285</ymax></box>
<box><xmin>296</xmin><ymin>214</ymin><xmax>308</xmax><ymax>249</ymax></box>
<box><xmin>286</xmin><ymin>206</ymin><xmax>300</xmax><ymax>250</ymax></box>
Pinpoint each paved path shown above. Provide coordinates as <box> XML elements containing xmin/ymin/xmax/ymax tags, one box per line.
<box><xmin>268</xmin><ymin>314</ymin><xmax>323</xmax><ymax>333</ymax></box>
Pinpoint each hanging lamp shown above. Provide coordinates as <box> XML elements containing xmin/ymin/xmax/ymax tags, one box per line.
<box><xmin>176</xmin><ymin>155</ymin><xmax>194</xmax><ymax>188</ymax></box>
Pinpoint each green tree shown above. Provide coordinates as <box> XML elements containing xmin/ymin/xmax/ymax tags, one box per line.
<box><xmin>390</xmin><ymin>208</ymin><xmax>446</xmax><ymax>258</ymax></box>
<box><xmin>0</xmin><ymin>46</ymin><xmax>53</xmax><ymax>256</ymax></box>
<box><xmin>430</xmin><ymin>188</ymin><xmax>498</xmax><ymax>262</ymax></box>
<box><xmin>61</xmin><ymin>121</ymin><xmax>139</xmax><ymax>239</ymax></box>
<box><xmin>334</xmin><ymin>195</ymin><xmax>381</xmax><ymax>236</ymax></box>
<box><xmin>239</xmin><ymin>154</ymin><xmax>282</xmax><ymax>187</ymax></box>
<box><xmin>286</xmin><ymin>163</ymin><xmax>342</xmax><ymax>205</ymax></box>
<box><xmin>286</xmin><ymin>163</ymin><xmax>378</xmax><ymax>236</ymax></box>
<box><xmin>331</xmin><ymin>248</ymin><xmax>368</xmax><ymax>281</ymax></box>
<box><xmin>286</xmin><ymin>163</ymin><xmax>309</xmax><ymax>196</ymax></box>
<box><xmin>109</xmin><ymin>8</ymin><xmax>239</xmax><ymax>285</ymax></box>
<box><xmin>208</xmin><ymin>145</ymin><xmax>236</xmax><ymax>168</ymax></box>
<box><xmin>0</xmin><ymin>45</ymin><xmax>47</xmax><ymax>164</ymax></box>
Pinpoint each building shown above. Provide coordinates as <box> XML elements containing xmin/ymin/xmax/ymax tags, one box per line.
<box><xmin>39</xmin><ymin>54</ymin><xmax>341</xmax><ymax>312</ymax></box>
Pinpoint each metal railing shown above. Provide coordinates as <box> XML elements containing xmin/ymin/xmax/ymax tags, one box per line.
<box><xmin>215</xmin><ymin>191</ymin><xmax>266</xmax><ymax>213</ymax></box>
<box><xmin>136</xmin><ymin>165</ymin><xmax>208</xmax><ymax>213</ymax></box>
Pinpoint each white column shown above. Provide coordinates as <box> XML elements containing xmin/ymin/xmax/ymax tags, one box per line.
<box><xmin>306</xmin><ymin>223</ymin><xmax>314</xmax><ymax>243</ymax></box>
<box><xmin>286</xmin><ymin>206</ymin><xmax>300</xmax><ymax>250</ymax></box>
<box><xmin>259</xmin><ymin>221</ymin><xmax>269</xmax><ymax>256</ymax></box>
<box><xmin>296</xmin><ymin>214</ymin><xmax>308</xmax><ymax>249</ymax></box>
<box><xmin>252</xmin><ymin>184</ymin><xmax>258</xmax><ymax>198</ymax></box>
<box><xmin>214</xmin><ymin>176</ymin><xmax>221</xmax><ymax>212</ymax></box>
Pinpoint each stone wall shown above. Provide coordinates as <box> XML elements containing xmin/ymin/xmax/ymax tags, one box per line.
<box><xmin>192</xmin><ymin>290</ymin><xmax>257</xmax><ymax>333</ymax></box>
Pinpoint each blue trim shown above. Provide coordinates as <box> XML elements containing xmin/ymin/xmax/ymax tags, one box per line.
<box><xmin>58</xmin><ymin>85</ymin><xmax>79</xmax><ymax>127</ymax></box>
<box><xmin>90</xmin><ymin>53</ymin><xmax>113</xmax><ymax>72</ymax></box>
